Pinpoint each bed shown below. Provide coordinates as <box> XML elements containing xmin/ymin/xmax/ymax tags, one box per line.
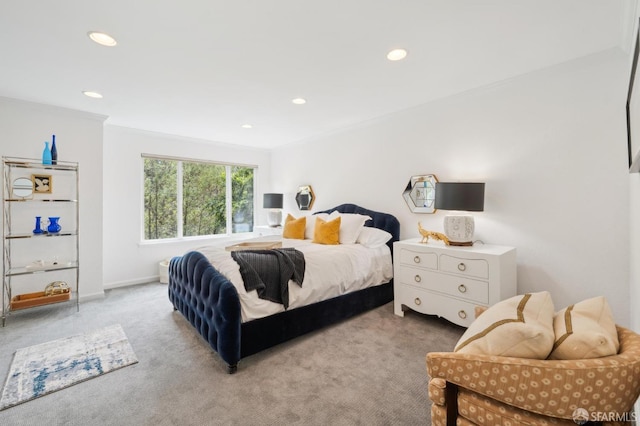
<box><xmin>168</xmin><ymin>203</ymin><xmax>400</xmax><ymax>373</ymax></box>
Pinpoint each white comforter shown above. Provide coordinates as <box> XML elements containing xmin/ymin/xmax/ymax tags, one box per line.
<box><xmin>196</xmin><ymin>238</ymin><xmax>393</xmax><ymax>322</ymax></box>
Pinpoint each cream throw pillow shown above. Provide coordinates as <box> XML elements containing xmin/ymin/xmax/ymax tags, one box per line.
<box><xmin>549</xmin><ymin>296</ymin><xmax>619</xmax><ymax>360</ymax></box>
<box><xmin>327</xmin><ymin>211</ymin><xmax>371</xmax><ymax>244</ymax></box>
<box><xmin>356</xmin><ymin>227</ymin><xmax>392</xmax><ymax>248</ymax></box>
<box><xmin>454</xmin><ymin>291</ymin><xmax>555</xmax><ymax>359</ymax></box>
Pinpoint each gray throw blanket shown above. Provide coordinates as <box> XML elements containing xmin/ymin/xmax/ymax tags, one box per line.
<box><xmin>231</xmin><ymin>248</ymin><xmax>305</xmax><ymax>309</ymax></box>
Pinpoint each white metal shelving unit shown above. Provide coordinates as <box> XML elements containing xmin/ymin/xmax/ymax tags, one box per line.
<box><xmin>2</xmin><ymin>156</ymin><xmax>79</xmax><ymax>326</ymax></box>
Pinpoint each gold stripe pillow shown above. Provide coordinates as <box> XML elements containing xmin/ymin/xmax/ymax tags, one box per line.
<box><xmin>549</xmin><ymin>296</ymin><xmax>619</xmax><ymax>359</ymax></box>
<box><xmin>454</xmin><ymin>291</ymin><xmax>555</xmax><ymax>359</ymax></box>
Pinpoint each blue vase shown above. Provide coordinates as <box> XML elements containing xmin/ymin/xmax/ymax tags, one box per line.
<box><xmin>42</xmin><ymin>141</ymin><xmax>52</xmax><ymax>165</ymax></box>
<box><xmin>33</xmin><ymin>216</ymin><xmax>43</xmax><ymax>234</ymax></box>
<box><xmin>47</xmin><ymin>217</ymin><xmax>61</xmax><ymax>233</ymax></box>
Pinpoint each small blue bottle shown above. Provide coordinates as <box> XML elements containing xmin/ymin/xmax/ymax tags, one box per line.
<box><xmin>42</xmin><ymin>141</ymin><xmax>52</xmax><ymax>165</ymax></box>
<box><xmin>33</xmin><ymin>216</ymin><xmax>43</xmax><ymax>234</ymax></box>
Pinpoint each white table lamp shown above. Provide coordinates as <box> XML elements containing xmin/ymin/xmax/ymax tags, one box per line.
<box><xmin>434</xmin><ymin>182</ymin><xmax>485</xmax><ymax>246</ymax></box>
<box><xmin>263</xmin><ymin>193</ymin><xmax>283</xmax><ymax>227</ymax></box>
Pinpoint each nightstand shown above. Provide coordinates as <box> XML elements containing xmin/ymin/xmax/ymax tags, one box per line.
<box><xmin>393</xmin><ymin>238</ymin><xmax>516</xmax><ymax>327</ymax></box>
<box><xmin>253</xmin><ymin>225</ymin><xmax>283</xmax><ymax>237</ymax></box>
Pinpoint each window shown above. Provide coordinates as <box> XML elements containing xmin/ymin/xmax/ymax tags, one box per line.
<box><xmin>143</xmin><ymin>157</ymin><xmax>254</xmax><ymax>240</ymax></box>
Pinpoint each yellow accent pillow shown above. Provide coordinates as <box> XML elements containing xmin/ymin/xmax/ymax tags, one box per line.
<box><xmin>282</xmin><ymin>214</ymin><xmax>306</xmax><ymax>239</ymax></box>
<box><xmin>454</xmin><ymin>291</ymin><xmax>555</xmax><ymax>359</ymax></box>
<box><xmin>312</xmin><ymin>216</ymin><xmax>341</xmax><ymax>245</ymax></box>
<box><xmin>549</xmin><ymin>296</ymin><xmax>619</xmax><ymax>360</ymax></box>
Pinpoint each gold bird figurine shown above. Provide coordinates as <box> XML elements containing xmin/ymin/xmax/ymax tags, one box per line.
<box><xmin>418</xmin><ymin>223</ymin><xmax>450</xmax><ymax>245</ymax></box>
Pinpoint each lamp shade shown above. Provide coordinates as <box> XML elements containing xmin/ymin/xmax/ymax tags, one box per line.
<box><xmin>434</xmin><ymin>183</ymin><xmax>485</xmax><ymax>212</ymax></box>
<box><xmin>263</xmin><ymin>193</ymin><xmax>283</xmax><ymax>209</ymax></box>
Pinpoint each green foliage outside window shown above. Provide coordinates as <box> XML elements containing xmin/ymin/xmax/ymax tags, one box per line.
<box><xmin>144</xmin><ymin>159</ymin><xmax>177</xmax><ymax>240</ymax></box>
<box><xmin>231</xmin><ymin>166</ymin><xmax>254</xmax><ymax>233</ymax></box>
<box><xmin>144</xmin><ymin>157</ymin><xmax>255</xmax><ymax>240</ymax></box>
<box><xmin>182</xmin><ymin>162</ymin><xmax>226</xmax><ymax>236</ymax></box>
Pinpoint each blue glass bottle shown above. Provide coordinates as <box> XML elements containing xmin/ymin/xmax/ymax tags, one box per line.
<box><xmin>51</xmin><ymin>134</ymin><xmax>57</xmax><ymax>165</ymax></box>
<box><xmin>33</xmin><ymin>216</ymin><xmax>43</xmax><ymax>234</ymax></box>
<box><xmin>42</xmin><ymin>141</ymin><xmax>52</xmax><ymax>165</ymax></box>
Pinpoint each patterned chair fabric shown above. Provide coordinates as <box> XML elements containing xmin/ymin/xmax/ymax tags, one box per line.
<box><xmin>427</xmin><ymin>326</ymin><xmax>640</xmax><ymax>426</ymax></box>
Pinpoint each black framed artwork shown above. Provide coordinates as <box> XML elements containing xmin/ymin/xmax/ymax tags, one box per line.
<box><xmin>626</xmin><ymin>18</ymin><xmax>640</xmax><ymax>173</ymax></box>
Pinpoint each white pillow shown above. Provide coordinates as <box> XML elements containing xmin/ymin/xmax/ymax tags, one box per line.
<box><xmin>549</xmin><ymin>296</ymin><xmax>619</xmax><ymax>360</ymax></box>
<box><xmin>356</xmin><ymin>227</ymin><xmax>392</xmax><ymax>248</ymax></box>
<box><xmin>328</xmin><ymin>211</ymin><xmax>371</xmax><ymax>244</ymax></box>
<box><xmin>454</xmin><ymin>291</ymin><xmax>555</xmax><ymax>359</ymax></box>
<box><xmin>305</xmin><ymin>213</ymin><xmax>328</xmax><ymax>239</ymax></box>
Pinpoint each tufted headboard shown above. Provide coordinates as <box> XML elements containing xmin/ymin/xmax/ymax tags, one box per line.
<box><xmin>314</xmin><ymin>203</ymin><xmax>400</xmax><ymax>254</ymax></box>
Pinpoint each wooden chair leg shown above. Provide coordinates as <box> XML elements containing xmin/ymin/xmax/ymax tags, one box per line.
<box><xmin>445</xmin><ymin>382</ymin><xmax>459</xmax><ymax>426</ymax></box>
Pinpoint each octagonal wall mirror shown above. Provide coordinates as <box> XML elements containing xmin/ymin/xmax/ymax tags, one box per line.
<box><xmin>295</xmin><ymin>185</ymin><xmax>315</xmax><ymax>210</ymax></box>
<box><xmin>403</xmin><ymin>174</ymin><xmax>438</xmax><ymax>213</ymax></box>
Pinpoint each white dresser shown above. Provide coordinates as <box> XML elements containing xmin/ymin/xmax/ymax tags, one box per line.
<box><xmin>393</xmin><ymin>239</ymin><xmax>516</xmax><ymax>327</ymax></box>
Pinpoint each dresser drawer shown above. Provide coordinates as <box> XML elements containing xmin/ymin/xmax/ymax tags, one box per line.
<box><xmin>397</xmin><ymin>286</ymin><xmax>479</xmax><ymax>327</ymax></box>
<box><xmin>396</xmin><ymin>267</ymin><xmax>489</xmax><ymax>304</ymax></box>
<box><xmin>398</xmin><ymin>248</ymin><xmax>438</xmax><ymax>270</ymax></box>
<box><xmin>440</xmin><ymin>254</ymin><xmax>489</xmax><ymax>279</ymax></box>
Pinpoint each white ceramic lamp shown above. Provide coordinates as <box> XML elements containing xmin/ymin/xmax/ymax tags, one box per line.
<box><xmin>434</xmin><ymin>182</ymin><xmax>485</xmax><ymax>246</ymax></box>
<box><xmin>263</xmin><ymin>193</ymin><xmax>283</xmax><ymax>227</ymax></box>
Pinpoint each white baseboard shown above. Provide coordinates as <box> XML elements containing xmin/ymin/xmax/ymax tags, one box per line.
<box><xmin>104</xmin><ymin>275</ymin><xmax>160</xmax><ymax>290</ymax></box>
<box><xmin>78</xmin><ymin>290</ymin><xmax>105</xmax><ymax>302</ymax></box>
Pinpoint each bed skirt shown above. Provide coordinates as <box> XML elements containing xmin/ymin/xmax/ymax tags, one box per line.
<box><xmin>240</xmin><ymin>280</ymin><xmax>393</xmax><ymax>358</ymax></box>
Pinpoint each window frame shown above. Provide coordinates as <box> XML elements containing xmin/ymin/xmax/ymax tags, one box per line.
<box><xmin>141</xmin><ymin>154</ymin><xmax>257</xmax><ymax>242</ymax></box>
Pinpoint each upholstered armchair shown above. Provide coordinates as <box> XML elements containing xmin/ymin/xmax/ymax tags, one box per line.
<box><xmin>427</xmin><ymin>325</ymin><xmax>640</xmax><ymax>425</ymax></box>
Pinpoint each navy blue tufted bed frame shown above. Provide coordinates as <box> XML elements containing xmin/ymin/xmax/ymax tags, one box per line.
<box><xmin>168</xmin><ymin>204</ymin><xmax>400</xmax><ymax>373</ymax></box>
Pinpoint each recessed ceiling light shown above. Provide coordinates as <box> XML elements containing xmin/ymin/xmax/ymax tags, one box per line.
<box><xmin>82</xmin><ymin>91</ymin><xmax>103</xmax><ymax>99</ymax></box>
<box><xmin>387</xmin><ymin>48</ymin><xmax>408</xmax><ymax>61</ymax></box>
<box><xmin>292</xmin><ymin>98</ymin><xmax>306</xmax><ymax>105</ymax></box>
<box><xmin>88</xmin><ymin>31</ymin><xmax>117</xmax><ymax>47</ymax></box>
<box><xmin>241</xmin><ymin>124</ymin><xmax>253</xmax><ymax>129</ymax></box>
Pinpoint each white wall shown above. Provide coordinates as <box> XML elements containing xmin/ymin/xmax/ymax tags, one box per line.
<box><xmin>630</xmin><ymin>1</ymin><xmax>640</xmax><ymax>334</ymax></box>
<box><xmin>632</xmin><ymin>175</ymin><xmax>640</xmax><ymax>332</ymax></box>
<box><xmin>272</xmin><ymin>49</ymin><xmax>633</xmax><ymax>326</ymax></box>
<box><xmin>0</xmin><ymin>97</ymin><xmax>105</xmax><ymax>300</ymax></box>
<box><xmin>102</xmin><ymin>126</ymin><xmax>272</xmax><ymax>288</ymax></box>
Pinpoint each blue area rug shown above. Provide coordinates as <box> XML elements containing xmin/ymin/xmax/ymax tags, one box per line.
<box><xmin>0</xmin><ymin>324</ymin><xmax>138</xmax><ymax>410</ymax></box>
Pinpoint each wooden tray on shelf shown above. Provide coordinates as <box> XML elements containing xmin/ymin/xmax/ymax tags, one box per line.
<box><xmin>10</xmin><ymin>291</ymin><xmax>71</xmax><ymax>310</ymax></box>
<box><xmin>225</xmin><ymin>241</ymin><xmax>282</xmax><ymax>251</ymax></box>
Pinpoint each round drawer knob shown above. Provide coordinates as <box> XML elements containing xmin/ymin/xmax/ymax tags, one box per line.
<box><xmin>414</xmin><ymin>256</ymin><xmax>421</xmax><ymax>264</ymax></box>
<box><xmin>458</xmin><ymin>263</ymin><xmax>466</xmax><ymax>272</ymax></box>
<box><xmin>414</xmin><ymin>297</ymin><xmax>422</xmax><ymax>306</ymax></box>
<box><xmin>458</xmin><ymin>310</ymin><xmax>467</xmax><ymax>319</ymax></box>
<box><xmin>414</xmin><ymin>275</ymin><xmax>421</xmax><ymax>283</ymax></box>
<box><xmin>458</xmin><ymin>284</ymin><xmax>467</xmax><ymax>293</ymax></box>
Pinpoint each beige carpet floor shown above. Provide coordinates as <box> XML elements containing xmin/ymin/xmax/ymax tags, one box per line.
<box><xmin>0</xmin><ymin>283</ymin><xmax>463</xmax><ymax>425</ymax></box>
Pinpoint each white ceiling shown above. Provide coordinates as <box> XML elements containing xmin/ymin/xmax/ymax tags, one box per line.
<box><xmin>0</xmin><ymin>1</ymin><xmax>630</xmax><ymax>149</ymax></box>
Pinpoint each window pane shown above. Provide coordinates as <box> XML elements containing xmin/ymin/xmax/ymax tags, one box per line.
<box><xmin>183</xmin><ymin>162</ymin><xmax>226</xmax><ymax>236</ymax></box>
<box><xmin>144</xmin><ymin>158</ymin><xmax>178</xmax><ymax>239</ymax></box>
<box><xmin>231</xmin><ymin>166</ymin><xmax>254</xmax><ymax>233</ymax></box>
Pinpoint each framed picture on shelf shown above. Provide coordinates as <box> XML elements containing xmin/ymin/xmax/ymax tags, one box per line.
<box><xmin>31</xmin><ymin>174</ymin><xmax>52</xmax><ymax>194</ymax></box>
<box><xmin>626</xmin><ymin>18</ymin><xmax>640</xmax><ymax>173</ymax></box>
